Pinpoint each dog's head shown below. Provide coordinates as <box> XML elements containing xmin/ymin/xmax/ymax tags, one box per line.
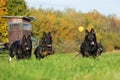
<box><xmin>46</xmin><ymin>32</ymin><xmax>52</xmax><ymax>45</ymax></box>
<box><xmin>84</xmin><ymin>28</ymin><xmax>97</xmax><ymax>46</ymax></box>
<box><xmin>22</xmin><ymin>35</ymin><xmax>32</xmax><ymax>51</ymax></box>
<box><xmin>39</xmin><ymin>32</ymin><xmax>52</xmax><ymax>49</ymax></box>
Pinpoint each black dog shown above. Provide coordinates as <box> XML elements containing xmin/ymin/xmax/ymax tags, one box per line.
<box><xmin>80</xmin><ymin>28</ymin><xmax>103</xmax><ymax>57</ymax></box>
<box><xmin>34</xmin><ymin>32</ymin><xmax>54</xmax><ymax>59</ymax></box>
<box><xmin>8</xmin><ymin>35</ymin><xmax>32</xmax><ymax>62</ymax></box>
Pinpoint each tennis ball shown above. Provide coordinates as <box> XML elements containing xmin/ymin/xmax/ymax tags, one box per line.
<box><xmin>78</xmin><ymin>26</ymin><xmax>84</xmax><ymax>32</ymax></box>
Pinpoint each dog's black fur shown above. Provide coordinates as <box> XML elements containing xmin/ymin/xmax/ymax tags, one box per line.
<box><xmin>96</xmin><ymin>43</ymin><xmax>103</xmax><ymax>56</ymax></box>
<box><xmin>4</xmin><ymin>42</ymin><xmax>11</xmax><ymax>50</ymax></box>
<box><xmin>34</xmin><ymin>32</ymin><xmax>54</xmax><ymax>59</ymax></box>
<box><xmin>80</xmin><ymin>28</ymin><xmax>103</xmax><ymax>57</ymax></box>
<box><xmin>0</xmin><ymin>42</ymin><xmax>10</xmax><ymax>51</ymax></box>
<box><xmin>8</xmin><ymin>35</ymin><xmax>32</xmax><ymax>62</ymax></box>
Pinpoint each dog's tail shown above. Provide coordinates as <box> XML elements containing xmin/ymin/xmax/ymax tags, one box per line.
<box><xmin>72</xmin><ymin>52</ymin><xmax>82</xmax><ymax>60</ymax></box>
<box><xmin>75</xmin><ymin>52</ymin><xmax>82</xmax><ymax>57</ymax></box>
<box><xmin>4</xmin><ymin>42</ymin><xmax>11</xmax><ymax>50</ymax></box>
<box><xmin>0</xmin><ymin>42</ymin><xmax>11</xmax><ymax>51</ymax></box>
<box><xmin>75</xmin><ymin>53</ymin><xmax>80</xmax><ymax>57</ymax></box>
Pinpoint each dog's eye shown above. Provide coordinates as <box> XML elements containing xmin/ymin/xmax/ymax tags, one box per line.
<box><xmin>88</xmin><ymin>36</ymin><xmax>94</xmax><ymax>41</ymax></box>
<box><xmin>88</xmin><ymin>36</ymin><xmax>91</xmax><ymax>39</ymax></box>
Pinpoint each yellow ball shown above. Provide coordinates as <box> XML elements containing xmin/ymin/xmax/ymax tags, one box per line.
<box><xmin>78</xmin><ymin>26</ymin><xmax>84</xmax><ymax>32</ymax></box>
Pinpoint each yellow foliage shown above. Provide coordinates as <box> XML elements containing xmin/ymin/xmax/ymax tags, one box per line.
<box><xmin>0</xmin><ymin>0</ymin><xmax>8</xmax><ymax>42</ymax></box>
<box><xmin>96</xmin><ymin>33</ymin><xmax>102</xmax><ymax>42</ymax></box>
<box><xmin>0</xmin><ymin>0</ymin><xmax>7</xmax><ymax>15</ymax></box>
<box><xmin>0</xmin><ymin>0</ymin><xmax>6</xmax><ymax>6</ymax></box>
<box><xmin>87</xmin><ymin>24</ymin><xmax>93</xmax><ymax>31</ymax></box>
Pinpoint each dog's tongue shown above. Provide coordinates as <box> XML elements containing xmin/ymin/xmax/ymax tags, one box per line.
<box><xmin>91</xmin><ymin>41</ymin><xmax>95</xmax><ymax>45</ymax></box>
<box><xmin>47</xmin><ymin>44</ymin><xmax>52</xmax><ymax>47</ymax></box>
<box><xmin>26</xmin><ymin>47</ymin><xmax>29</xmax><ymax>50</ymax></box>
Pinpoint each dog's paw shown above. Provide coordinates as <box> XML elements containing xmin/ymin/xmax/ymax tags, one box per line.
<box><xmin>8</xmin><ymin>57</ymin><xmax>12</xmax><ymax>62</ymax></box>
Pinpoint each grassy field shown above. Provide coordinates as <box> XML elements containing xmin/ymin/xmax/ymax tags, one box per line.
<box><xmin>0</xmin><ymin>51</ymin><xmax>120</xmax><ymax>80</ymax></box>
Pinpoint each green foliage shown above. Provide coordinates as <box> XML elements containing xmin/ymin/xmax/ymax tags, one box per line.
<box><xmin>0</xmin><ymin>52</ymin><xmax>120</xmax><ymax>80</ymax></box>
<box><xmin>6</xmin><ymin>0</ymin><xmax>29</xmax><ymax>16</ymax></box>
<box><xmin>0</xmin><ymin>0</ymin><xmax>8</xmax><ymax>42</ymax></box>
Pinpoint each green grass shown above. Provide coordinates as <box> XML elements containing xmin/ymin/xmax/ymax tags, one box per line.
<box><xmin>0</xmin><ymin>51</ymin><xmax>120</xmax><ymax>80</ymax></box>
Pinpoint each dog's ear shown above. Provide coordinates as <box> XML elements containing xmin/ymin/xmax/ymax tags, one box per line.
<box><xmin>22</xmin><ymin>35</ymin><xmax>26</xmax><ymax>40</ymax></box>
<box><xmin>27</xmin><ymin>35</ymin><xmax>31</xmax><ymax>41</ymax></box>
<box><xmin>27</xmin><ymin>35</ymin><xmax>31</xmax><ymax>39</ymax></box>
<box><xmin>21</xmin><ymin>35</ymin><xmax>26</xmax><ymax>44</ymax></box>
<box><xmin>91</xmin><ymin>28</ymin><xmax>95</xmax><ymax>33</ymax></box>
<box><xmin>85</xmin><ymin>29</ymin><xmax>89</xmax><ymax>35</ymax></box>
<box><xmin>43</xmin><ymin>32</ymin><xmax>47</xmax><ymax>37</ymax></box>
<box><xmin>48</xmin><ymin>32</ymin><xmax>51</xmax><ymax>36</ymax></box>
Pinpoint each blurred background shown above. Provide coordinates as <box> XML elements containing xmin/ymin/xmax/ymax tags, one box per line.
<box><xmin>1</xmin><ymin>0</ymin><xmax>120</xmax><ymax>53</ymax></box>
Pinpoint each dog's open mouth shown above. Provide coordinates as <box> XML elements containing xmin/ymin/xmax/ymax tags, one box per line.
<box><xmin>47</xmin><ymin>44</ymin><xmax>52</xmax><ymax>47</ymax></box>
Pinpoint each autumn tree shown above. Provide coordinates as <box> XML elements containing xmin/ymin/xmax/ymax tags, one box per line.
<box><xmin>6</xmin><ymin>0</ymin><xmax>29</xmax><ymax>16</ymax></box>
<box><xmin>0</xmin><ymin>0</ymin><xmax>8</xmax><ymax>42</ymax></box>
